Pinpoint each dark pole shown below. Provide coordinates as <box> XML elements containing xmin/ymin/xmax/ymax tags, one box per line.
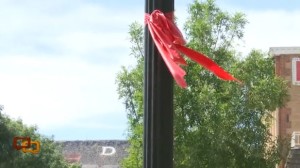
<box><xmin>144</xmin><ymin>0</ymin><xmax>174</xmax><ymax>168</ymax></box>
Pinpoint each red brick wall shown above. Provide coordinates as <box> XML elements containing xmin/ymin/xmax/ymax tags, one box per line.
<box><xmin>278</xmin><ymin>107</ymin><xmax>291</xmax><ymax>137</ymax></box>
<box><xmin>275</xmin><ymin>55</ymin><xmax>289</xmax><ymax>138</ymax></box>
<box><xmin>274</xmin><ymin>54</ymin><xmax>300</xmax><ymax>168</ymax></box>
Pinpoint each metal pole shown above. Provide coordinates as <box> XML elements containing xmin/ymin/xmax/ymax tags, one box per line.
<box><xmin>144</xmin><ymin>0</ymin><xmax>174</xmax><ymax>168</ymax></box>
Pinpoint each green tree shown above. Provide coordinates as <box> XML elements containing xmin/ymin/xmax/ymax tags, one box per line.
<box><xmin>117</xmin><ymin>0</ymin><xmax>289</xmax><ymax>167</ymax></box>
<box><xmin>117</xmin><ymin>22</ymin><xmax>144</xmax><ymax>168</ymax></box>
<box><xmin>0</xmin><ymin>106</ymin><xmax>81</xmax><ymax>168</ymax></box>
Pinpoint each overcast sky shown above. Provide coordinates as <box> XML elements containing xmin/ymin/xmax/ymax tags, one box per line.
<box><xmin>0</xmin><ymin>0</ymin><xmax>299</xmax><ymax>140</ymax></box>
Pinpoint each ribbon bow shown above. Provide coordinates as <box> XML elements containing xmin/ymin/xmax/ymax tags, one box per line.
<box><xmin>145</xmin><ymin>10</ymin><xmax>239</xmax><ymax>88</ymax></box>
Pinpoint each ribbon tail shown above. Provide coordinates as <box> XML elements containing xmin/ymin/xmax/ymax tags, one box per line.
<box><xmin>175</xmin><ymin>44</ymin><xmax>240</xmax><ymax>82</ymax></box>
<box><xmin>147</xmin><ymin>23</ymin><xmax>187</xmax><ymax>88</ymax></box>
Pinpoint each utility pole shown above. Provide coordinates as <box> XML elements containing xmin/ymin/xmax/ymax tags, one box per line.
<box><xmin>144</xmin><ymin>0</ymin><xmax>174</xmax><ymax>168</ymax></box>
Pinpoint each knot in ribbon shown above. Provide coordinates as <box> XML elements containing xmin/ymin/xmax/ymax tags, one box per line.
<box><xmin>145</xmin><ymin>10</ymin><xmax>239</xmax><ymax>88</ymax></box>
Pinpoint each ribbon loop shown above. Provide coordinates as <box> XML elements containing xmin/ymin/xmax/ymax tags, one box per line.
<box><xmin>145</xmin><ymin>10</ymin><xmax>239</xmax><ymax>88</ymax></box>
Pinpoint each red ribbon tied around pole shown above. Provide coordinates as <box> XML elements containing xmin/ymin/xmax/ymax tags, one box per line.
<box><xmin>145</xmin><ymin>10</ymin><xmax>239</xmax><ymax>88</ymax></box>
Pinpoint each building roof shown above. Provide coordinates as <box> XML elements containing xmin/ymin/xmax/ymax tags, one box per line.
<box><xmin>57</xmin><ymin>140</ymin><xmax>129</xmax><ymax>168</ymax></box>
<box><xmin>269</xmin><ymin>47</ymin><xmax>300</xmax><ymax>56</ymax></box>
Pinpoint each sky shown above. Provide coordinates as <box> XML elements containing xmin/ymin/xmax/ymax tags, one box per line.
<box><xmin>0</xmin><ymin>0</ymin><xmax>299</xmax><ymax>140</ymax></box>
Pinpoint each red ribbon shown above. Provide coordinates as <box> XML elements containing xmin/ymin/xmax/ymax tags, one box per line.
<box><xmin>145</xmin><ymin>10</ymin><xmax>239</xmax><ymax>88</ymax></box>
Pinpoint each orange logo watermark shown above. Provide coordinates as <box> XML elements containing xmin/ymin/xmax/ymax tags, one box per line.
<box><xmin>12</xmin><ymin>137</ymin><xmax>40</xmax><ymax>154</ymax></box>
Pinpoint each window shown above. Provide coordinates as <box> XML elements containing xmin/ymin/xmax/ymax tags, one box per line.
<box><xmin>292</xmin><ymin>58</ymin><xmax>300</xmax><ymax>85</ymax></box>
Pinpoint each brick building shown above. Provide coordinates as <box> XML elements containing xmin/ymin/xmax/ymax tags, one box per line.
<box><xmin>269</xmin><ymin>47</ymin><xmax>300</xmax><ymax>167</ymax></box>
<box><xmin>269</xmin><ymin>47</ymin><xmax>300</xmax><ymax>138</ymax></box>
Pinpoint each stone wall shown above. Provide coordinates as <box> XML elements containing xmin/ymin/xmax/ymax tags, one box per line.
<box><xmin>57</xmin><ymin>140</ymin><xmax>129</xmax><ymax>168</ymax></box>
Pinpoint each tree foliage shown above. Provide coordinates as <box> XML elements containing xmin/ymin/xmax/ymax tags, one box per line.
<box><xmin>117</xmin><ymin>0</ymin><xmax>289</xmax><ymax>167</ymax></box>
<box><xmin>117</xmin><ymin>22</ymin><xmax>144</xmax><ymax>168</ymax></box>
<box><xmin>0</xmin><ymin>107</ymin><xmax>81</xmax><ymax>168</ymax></box>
